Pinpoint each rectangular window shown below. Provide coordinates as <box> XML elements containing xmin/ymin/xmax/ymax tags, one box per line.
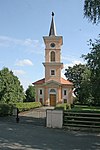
<box><xmin>64</xmin><ymin>90</ymin><xmax>66</xmax><ymax>95</ymax></box>
<box><xmin>51</xmin><ymin>70</ymin><xmax>55</xmax><ymax>76</ymax></box>
<box><xmin>40</xmin><ymin>89</ymin><xmax>42</xmax><ymax>95</ymax></box>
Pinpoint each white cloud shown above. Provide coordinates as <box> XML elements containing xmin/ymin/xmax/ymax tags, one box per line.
<box><xmin>62</xmin><ymin>56</ymin><xmax>72</xmax><ymax>61</ymax></box>
<box><xmin>19</xmin><ymin>79</ymin><xmax>32</xmax><ymax>91</ymax></box>
<box><xmin>13</xmin><ymin>69</ymin><xmax>26</xmax><ymax>76</ymax></box>
<box><xmin>64</xmin><ymin>60</ymin><xmax>83</xmax><ymax>69</ymax></box>
<box><xmin>0</xmin><ymin>35</ymin><xmax>39</xmax><ymax>48</ymax></box>
<box><xmin>21</xmin><ymin>39</ymin><xmax>39</xmax><ymax>47</ymax></box>
<box><xmin>15</xmin><ymin>59</ymin><xmax>33</xmax><ymax>66</ymax></box>
<box><xmin>61</xmin><ymin>59</ymin><xmax>85</xmax><ymax>79</ymax></box>
<box><xmin>0</xmin><ymin>35</ymin><xmax>44</xmax><ymax>55</ymax></box>
<box><xmin>0</xmin><ymin>35</ymin><xmax>44</xmax><ymax>56</ymax></box>
<box><xmin>12</xmin><ymin>69</ymin><xmax>33</xmax><ymax>90</ymax></box>
<box><xmin>61</xmin><ymin>71</ymin><xmax>66</xmax><ymax>79</ymax></box>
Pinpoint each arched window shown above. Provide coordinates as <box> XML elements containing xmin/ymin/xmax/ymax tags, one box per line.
<box><xmin>50</xmin><ymin>89</ymin><xmax>56</xmax><ymax>94</ymax></box>
<box><xmin>50</xmin><ymin>51</ymin><xmax>55</xmax><ymax>62</ymax></box>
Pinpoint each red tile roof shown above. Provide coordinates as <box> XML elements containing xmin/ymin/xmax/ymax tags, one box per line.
<box><xmin>32</xmin><ymin>78</ymin><xmax>45</xmax><ymax>85</ymax></box>
<box><xmin>33</xmin><ymin>77</ymin><xmax>73</xmax><ymax>85</ymax></box>
<box><xmin>61</xmin><ymin>78</ymin><xmax>73</xmax><ymax>85</ymax></box>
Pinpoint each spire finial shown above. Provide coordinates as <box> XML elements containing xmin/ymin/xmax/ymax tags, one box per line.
<box><xmin>49</xmin><ymin>12</ymin><xmax>56</xmax><ymax>36</ymax></box>
<box><xmin>52</xmin><ymin>12</ymin><xmax>54</xmax><ymax>16</ymax></box>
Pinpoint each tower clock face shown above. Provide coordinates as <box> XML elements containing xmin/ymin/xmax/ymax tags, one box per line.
<box><xmin>50</xmin><ymin>43</ymin><xmax>55</xmax><ymax>48</ymax></box>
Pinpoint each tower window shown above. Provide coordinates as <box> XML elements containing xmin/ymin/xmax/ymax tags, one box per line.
<box><xmin>50</xmin><ymin>70</ymin><xmax>55</xmax><ymax>76</ymax></box>
<box><xmin>40</xmin><ymin>89</ymin><xmax>42</xmax><ymax>95</ymax></box>
<box><xmin>64</xmin><ymin>90</ymin><xmax>66</xmax><ymax>95</ymax></box>
<box><xmin>50</xmin><ymin>51</ymin><xmax>55</xmax><ymax>62</ymax></box>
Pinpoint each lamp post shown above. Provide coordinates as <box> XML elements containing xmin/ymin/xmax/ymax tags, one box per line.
<box><xmin>16</xmin><ymin>108</ymin><xmax>19</xmax><ymax>123</ymax></box>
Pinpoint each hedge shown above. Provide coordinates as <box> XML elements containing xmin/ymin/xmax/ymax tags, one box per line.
<box><xmin>0</xmin><ymin>103</ymin><xmax>14</xmax><ymax>116</ymax></box>
<box><xmin>55</xmin><ymin>103</ymin><xmax>71</xmax><ymax>111</ymax></box>
<box><xmin>15</xmin><ymin>102</ymin><xmax>42</xmax><ymax>112</ymax></box>
<box><xmin>0</xmin><ymin>102</ymin><xmax>42</xmax><ymax>116</ymax></box>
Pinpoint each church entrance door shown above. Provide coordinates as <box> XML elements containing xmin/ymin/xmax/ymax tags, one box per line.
<box><xmin>50</xmin><ymin>94</ymin><xmax>56</xmax><ymax>106</ymax></box>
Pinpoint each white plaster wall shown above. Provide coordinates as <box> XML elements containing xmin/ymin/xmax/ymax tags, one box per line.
<box><xmin>46</xmin><ymin>109</ymin><xmax>63</xmax><ymax>128</ymax></box>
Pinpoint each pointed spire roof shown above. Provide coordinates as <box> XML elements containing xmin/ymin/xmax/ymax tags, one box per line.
<box><xmin>49</xmin><ymin>12</ymin><xmax>57</xmax><ymax>36</ymax></box>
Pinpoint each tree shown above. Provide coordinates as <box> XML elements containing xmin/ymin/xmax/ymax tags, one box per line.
<box><xmin>84</xmin><ymin>0</ymin><xmax>100</xmax><ymax>24</ymax></box>
<box><xmin>83</xmin><ymin>38</ymin><xmax>100</xmax><ymax>105</ymax></box>
<box><xmin>65</xmin><ymin>64</ymin><xmax>91</xmax><ymax>104</ymax></box>
<box><xmin>79</xmin><ymin>67</ymin><xmax>93</xmax><ymax>104</ymax></box>
<box><xmin>0</xmin><ymin>67</ymin><xmax>25</xmax><ymax>103</ymax></box>
<box><xmin>25</xmin><ymin>85</ymin><xmax>35</xmax><ymax>102</ymax></box>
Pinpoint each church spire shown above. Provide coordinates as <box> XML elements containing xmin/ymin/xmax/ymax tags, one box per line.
<box><xmin>49</xmin><ymin>12</ymin><xmax>57</xmax><ymax>36</ymax></box>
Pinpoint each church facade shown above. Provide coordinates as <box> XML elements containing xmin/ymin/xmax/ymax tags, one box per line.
<box><xmin>33</xmin><ymin>13</ymin><xmax>73</xmax><ymax>106</ymax></box>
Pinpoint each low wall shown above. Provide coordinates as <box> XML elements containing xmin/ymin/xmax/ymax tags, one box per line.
<box><xmin>46</xmin><ymin>109</ymin><xmax>63</xmax><ymax>128</ymax></box>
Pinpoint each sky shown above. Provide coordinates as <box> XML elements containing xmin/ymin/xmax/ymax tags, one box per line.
<box><xmin>0</xmin><ymin>0</ymin><xmax>100</xmax><ymax>90</ymax></box>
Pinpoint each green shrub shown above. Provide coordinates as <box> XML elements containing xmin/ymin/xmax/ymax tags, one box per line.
<box><xmin>55</xmin><ymin>103</ymin><xmax>70</xmax><ymax>111</ymax></box>
<box><xmin>0</xmin><ymin>103</ymin><xmax>14</xmax><ymax>116</ymax></box>
<box><xmin>15</xmin><ymin>102</ymin><xmax>42</xmax><ymax>112</ymax></box>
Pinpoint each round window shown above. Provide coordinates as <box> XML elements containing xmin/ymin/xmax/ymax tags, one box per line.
<box><xmin>50</xmin><ymin>43</ymin><xmax>55</xmax><ymax>48</ymax></box>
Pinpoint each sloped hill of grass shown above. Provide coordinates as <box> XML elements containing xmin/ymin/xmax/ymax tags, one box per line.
<box><xmin>70</xmin><ymin>105</ymin><xmax>100</xmax><ymax>113</ymax></box>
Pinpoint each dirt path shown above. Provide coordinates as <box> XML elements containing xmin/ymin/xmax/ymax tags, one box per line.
<box><xmin>19</xmin><ymin>106</ymin><xmax>54</xmax><ymax>118</ymax></box>
<box><xmin>18</xmin><ymin>106</ymin><xmax>54</xmax><ymax>126</ymax></box>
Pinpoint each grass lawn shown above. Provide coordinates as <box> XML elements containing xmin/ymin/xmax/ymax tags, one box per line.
<box><xmin>70</xmin><ymin>105</ymin><xmax>100</xmax><ymax>113</ymax></box>
<box><xmin>55</xmin><ymin>103</ymin><xmax>100</xmax><ymax>113</ymax></box>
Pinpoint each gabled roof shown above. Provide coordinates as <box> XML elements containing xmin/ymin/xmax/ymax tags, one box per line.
<box><xmin>32</xmin><ymin>77</ymin><xmax>73</xmax><ymax>86</ymax></box>
<box><xmin>44</xmin><ymin>80</ymin><xmax>61</xmax><ymax>86</ymax></box>
<box><xmin>32</xmin><ymin>78</ymin><xmax>45</xmax><ymax>85</ymax></box>
<box><xmin>61</xmin><ymin>78</ymin><xmax>73</xmax><ymax>85</ymax></box>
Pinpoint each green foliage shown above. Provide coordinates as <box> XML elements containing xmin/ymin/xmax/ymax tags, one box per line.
<box><xmin>79</xmin><ymin>68</ymin><xmax>92</xmax><ymax>104</ymax></box>
<box><xmin>0</xmin><ymin>67</ymin><xmax>25</xmax><ymax>103</ymax></box>
<box><xmin>15</xmin><ymin>102</ymin><xmax>42</xmax><ymax>112</ymax></box>
<box><xmin>25</xmin><ymin>85</ymin><xmax>35</xmax><ymax>102</ymax></box>
<box><xmin>84</xmin><ymin>0</ymin><xmax>100</xmax><ymax>24</ymax></box>
<box><xmin>71</xmin><ymin>105</ymin><xmax>100</xmax><ymax>113</ymax></box>
<box><xmin>55</xmin><ymin>103</ymin><xmax>71</xmax><ymax>110</ymax></box>
<box><xmin>83</xmin><ymin>38</ymin><xmax>100</xmax><ymax>105</ymax></box>
<box><xmin>0</xmin><ymin>103</ymin><xmax>14</xmax><ymax>116</ymax></box>
<box><xmin>65</xmin><ymin>64</ymin><xmax>91</xmax><ymax>104</ymax></box>
<box><xmin>64</xmin><ymin>37</ymin><xmax>100</xmax><ymax>106</ymax></box>
<box><xmin>65</xmin><ymin>64</ymin><xmax>86</xmax><ymax>90</ymax></box>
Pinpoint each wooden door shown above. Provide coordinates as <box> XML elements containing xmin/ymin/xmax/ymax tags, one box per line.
<box><xmin>50</xmin><ymin>94</ymin><xmax>56</xmax><ymax>106</ymax></box>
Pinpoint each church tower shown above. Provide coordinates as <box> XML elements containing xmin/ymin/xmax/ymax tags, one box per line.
<box><xmin>43</xmin><ymin>12</ymin><xmax>63</xmax><ymax>83</ymax></box>
<box><xmin>33</xmin><ymin>12</ymin><xmax>73</xmax><ymax>106</ymax></box>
